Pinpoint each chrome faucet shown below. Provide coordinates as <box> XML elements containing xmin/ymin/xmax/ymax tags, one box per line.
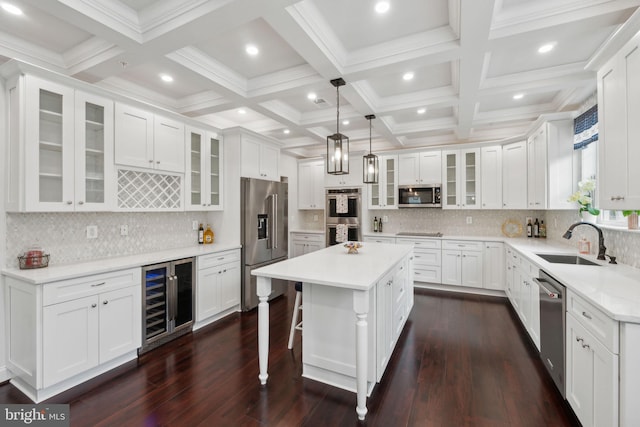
<box><xmin>563</xmin><ymin>222</ymin><xmax>607</xmax><ymax>260</ymax></box>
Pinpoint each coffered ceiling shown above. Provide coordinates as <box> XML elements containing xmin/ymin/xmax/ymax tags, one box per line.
<box><xmin>1</xmin><ymin>0</ymin><xmax>639</xmax><ymax>157</ymax></box>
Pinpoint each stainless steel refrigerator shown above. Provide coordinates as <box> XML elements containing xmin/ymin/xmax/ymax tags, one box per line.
<box><xmin>241</xmin><ymin>177</ymin><xmax>288</xmax><ymax>311</ymax></box>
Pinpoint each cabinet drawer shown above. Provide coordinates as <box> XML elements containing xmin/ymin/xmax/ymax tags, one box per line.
<box><xmin>413</xmin><ymin>249</ymin><xmax>441</xmax><ymax>267</ymax></box>
<box><xmin>413</xmin><ymin>267</ymin><xmax>441</xmax><ymax>283</ymax></box>
<box><xmin>43</xmin><ymin>268</ymin><xmax>141</xmax><ymax>306</ymax></box>
<box><xmin>442</xmin><ymin>240</ymin><xmax>483</xmax><ymax>251</ymax></box>
<box><xmin>198</xmin><ymin>249</ymin><xmax>240</xmax><ymax>269</ymax></box>
<box><xmin>363</xmin><ymin>236</ymin><xmax>396</xmax><ymax>244</ymax></box>
<box><xmin>396</xmin><ymin>238</ymin><xmax>441</xmax><ymax>249</ymax></box>
<box><xmin>567</xmin><ymin>289</ymin><xmax>619</xmax><ymax>354</ymax></box>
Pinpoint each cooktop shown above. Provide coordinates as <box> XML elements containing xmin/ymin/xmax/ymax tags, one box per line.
<box><xmin>396</xmin><ymin>232</ymin><xmax>443</xmax><ymax>237</ymax></box>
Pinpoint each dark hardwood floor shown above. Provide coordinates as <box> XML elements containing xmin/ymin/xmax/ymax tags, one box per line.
<box><xmin>0</xmin><ymin>288</ymin><xmax>580</xmax><ymax>427</ymax></box>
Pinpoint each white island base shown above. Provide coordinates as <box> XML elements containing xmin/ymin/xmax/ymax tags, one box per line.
<box><xmin>253</xmin><ymin>243</ymin><xmax>414</xmax><ymax>420</ymax></box>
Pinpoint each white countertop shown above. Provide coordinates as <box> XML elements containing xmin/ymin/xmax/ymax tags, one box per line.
<box><xmin>252</xmin><ymin>242</ymin><xmax>413</xmax><ymax>291</ymax></box>
<box><xmin>2</xmin><ymin>243</ymin><xmax>242</xmax><ymax>284</ymax></box>
<box><xmin>290</xmin><ymin>229</ymin><xmax>324</xmax><ymax>234</ymax></box>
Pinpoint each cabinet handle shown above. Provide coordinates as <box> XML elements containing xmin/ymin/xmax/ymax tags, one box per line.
<box><xmin>149</xmin><ymin>159</ymin><xmax>153</xmax><ymax>163</ymax></box>
<box><xmin>223</xmin><ymin>269</ymin><xmax>227</xmax><ymax>273</ymax></box>
<box><xmin>156</xmin><ymin>161</ymin><xmax>160</xmax><ymax>164</ymax></box>
<box><xmin>78</xmin><ymin>201</ymin><xmax>84</xmax><ymax>205</ymax></box>
<box><xmin>91</xmin><ymin>303</ymin><xmax>97</xmax><ymax>308</ymax></box>
<box><xmin>582</xmin><ymin>311</ymin><xmax>592</xmax><ymax>320</ymax></box>
<box><xmin>103</xmin><ymin>300</ymin><xmax>109</xmax><ymax>305</ymax></box>
<box><xmin>218</xmin><ymin>257</ymin><xmax>225</xmax><ymax>260</ymax></box>
<box><xmin>611</xmin><ymin>196</ymin><xmax>625</xmax><ymax>201</ymax></box>
<box><xmin>91</xmin><ymin>282</ymin><xmax>106</xmax><ymax>287</ymax></box>
<box><xmin>576</xmin><ymin>336</ymin><xmax>583</xmax><ymax>343</ymax></box>
<box><xmin>582</xmin><ymin>342</ymin><xmax>590</xmax><ymax>350</ymax></box>
<box><xmin>66</xmin><ymin>200</ymin><xmax>73</xmax><ymax>205</ymax></box>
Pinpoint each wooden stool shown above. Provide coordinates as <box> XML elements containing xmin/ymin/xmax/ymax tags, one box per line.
<box><xmin>287</xmin><ymin>282</ymin><xmax>303</xmax><ymax>349</ymax></box>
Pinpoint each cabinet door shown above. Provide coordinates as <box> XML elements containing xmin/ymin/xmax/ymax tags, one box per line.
<box><xmin>502</xmin><ymin>141</ymin><xmax>528</xmax><ymax>209</ymax></box>
<box><xmin>483</xmin><ymin>242</ymin><xmax>504</xmax><ymax>290</ymax></box>
<box><xmin>398</xmin><ymin>153</ymin><xmax>420</xmax><ymax>185</ymax></box>
<box><xmin>527</xmin><ymin>127</ymin><xmax>547</xmax><ymax>209</ymax></box>
<box><xmin>115</xmin><ymin>103</ymin><xmax>154</xmax><ymax>169</ymax></box>
<box><xmin>74</xmin><ymin>91</ymin><xmax>114</xmax><ymax>211</ymax></box>
<box><xmin>441</xmin><ymin>250</ymin><xmax>461</xmax><ymax>285</ymax></box>
<box><xmin>154</xmin><ymin>116</ymin><xmax>185</xmax><ymax>173</ymax></box>
<box><xmin>461</xmin><ymin>250</ymin><xmax>483</xmax><ymax>288</ymax></box>
<box><xmin>299</xmin><ymin>161</ymin><xmax>323</xmax><ymax>209</ymax></box>
<box><xmin>376</xmin><ymin>272</ymin><xmax>394</xmax><ymax>374</ymax></box>
<box><xmin>186</xmin><ymin>128</ymin><xmax>205</xmax><ymax>209</ymax></box>
<box><xmin>442</xmin><ymin>151</ymin><xmax>459</xmax><ymax>209</ymax></box>
<box><xmin>481</xmin><ymin>146</ymin><xmax>502</xmax><ymax>209</ymax></box>
<box><xmin>99</xmin><ymin>286</ymin><xmax>141</xmax><ymax>362</ymax></box>
<box><xmin>25</xmin><ymin>76</ymin><xmax>75</xmax><ymax>211</ymax></box>
<box><xmin>419</xmin><ymin>151</ymin><xmax>442</xmax><ymax>184</ymax></box>
<box><xmin>528</xmin><ymin>278</ymin><xmax>540</xmax><ymax>350</ymax></box>
<box><xmin>197</xmin><ymin>266</ymin><xmax>221</xmax><ymax>321</ymax></box>
<box><xmin>369</xmin><ymin>155</ymin><xmax>398</xmax><ymax>209</ymax></box>
<box><xmin>219</xmin><ymin>262</ymin><xmax>241</xmax><ymax>311</ymax></box>
<box><xmin>207</xmin><ymin>134</ymin><xmax>222</xmax><ymax>209</ymax></box>
<box><xmin>461</xmin><ymin>149</ymin><xmax>480</xmax><ymax>209</ymax></box>
<box><xmin>260</xmin><ymin>144</ymin><xmax>280</xmax><ymax>180</ymax></box>
<box><xmin>43</xmin><ymin>296</ymin><xmax>99</xmax><ymax>387</ymax></box>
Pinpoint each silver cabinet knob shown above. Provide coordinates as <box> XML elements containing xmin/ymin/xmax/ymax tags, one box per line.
<box><xmin>103</xmin><ymin>300</ymin><xmax>108</xmax><ymax>305</ymax></box>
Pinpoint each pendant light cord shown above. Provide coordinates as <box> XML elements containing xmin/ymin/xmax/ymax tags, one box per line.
<box><xmin>336</xmin><ymin>84</ymin><xmax>340</xmax><ymax>135</ymax></box>
<box><xmin>369</xmin><ymin>118</ymin><xmax>372</xmax><ymax>154</ymax></box>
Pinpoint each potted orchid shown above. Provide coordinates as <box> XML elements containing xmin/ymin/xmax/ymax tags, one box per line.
<box><xmin>568</xmin><ymin>179</ymin><xmax>600</xmax><ymax>219</ymax></box>
<box><xmin>622</xmin><ymin>210</ymin><xmax>640</xmax><ymax>230</ymax></box>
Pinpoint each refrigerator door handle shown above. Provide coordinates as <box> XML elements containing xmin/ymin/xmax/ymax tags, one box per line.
<box><xmin>272</xmin><ymin>193</ymin><xmax>278</xmax><ymax>249</ymax></box>
<box><xmin>265</xmin><ymin>196</ymin><xmax>272</xmax><ymax>250</ymax></box>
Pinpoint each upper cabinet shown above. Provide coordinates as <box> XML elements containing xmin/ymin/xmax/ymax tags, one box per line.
<box><xmin>185</xmin><ymin>127</ymin><xmax>223</xmax><ymax>211</ymax></box>
<box><xmin>598</xmin><ymin>32</ymin><xmax>640</xmax><ymax>209</ymax></box>
<box><xmin>114</xmin><ymin>104</ymin><xmax>185</xmax><ymax>174</ymax></box>
<box><xmin>298</xmin><ymin>160</ymin><xmax>324</xmax><ymax>209</ymax></box>
<box><xmin>324</xmin><ymin>152</ymin><xmax>364</xmax><ymax>188</ymax></box>
<box><xmin>502</xmin><ymin>141</ymin><xmax>528</xmax><ymax>209</ymax></box>
<box><xmin>480</xmin><ymin>146</ymin><xmax>502</xmax><ymax>209</ymax></box>
<box><xmin>527</xmin><ymin>120</ymin><xmax>577</xmax><ymax>210</ymax></box>
<box><xmin>240</xmin><ymin>135</ymin><xmax>280</xmax><ymax>181</ymax></box>
<box><xmin>442</xmin><ymin>149</ymin><xmax>480</xmax><ymax>209</ymax></box>
<box><xmin>369</xmin><ymin>155</ymin><xmax>398</xmax><ymax>209</ymax></box>
<box><xmin>398</xmin><ymin>151</ymin><xmax>441</xmax><ymax>185</ymax></box>
<box><xmin>6</xmin><ymin>75</ymin><xmax>114</xmax><ymax>212</ymax></box>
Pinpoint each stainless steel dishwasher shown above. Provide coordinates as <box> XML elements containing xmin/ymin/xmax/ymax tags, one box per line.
<box><xmin>534</xmin><ymin>270</ymin><xmax>566</xmax><ymax>397</ymax></box>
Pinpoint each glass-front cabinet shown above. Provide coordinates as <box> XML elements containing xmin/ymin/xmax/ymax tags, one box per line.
<box><xmin>369</xmin><ymin>155</ymin><xmax>398</xmax><ymax>209</ymax></box>
<box><xmin>185</xmin><ymin>127</ymin><xmax>223</xmax><ymax>210</ymax></box>
<box><xmin>442</xmin><ymin>149</ymin><xmax>480</xmax><ymax>209</ymax></box>
<box><xmin>8</xmin><ymin>75</ymin><xmax>113</xmax><ymax>212</ymax></box>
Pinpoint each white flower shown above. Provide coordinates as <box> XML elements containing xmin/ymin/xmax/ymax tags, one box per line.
<box><xmin>579</xmin><ymin>179</ymin><xmax>596</xmax><ymax>192</ymax></box>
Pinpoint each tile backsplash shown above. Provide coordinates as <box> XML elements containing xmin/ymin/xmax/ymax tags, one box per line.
<box><xmin>6</xmin><ymin>212</ymin><xmax>211</xmax><ymax>268</ymax></box>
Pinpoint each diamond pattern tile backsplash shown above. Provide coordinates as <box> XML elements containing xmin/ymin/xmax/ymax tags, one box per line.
<box><xmin>6</xmin><ymin>212</ymin><xmax>210</xmax><ymax>268</ymax></box>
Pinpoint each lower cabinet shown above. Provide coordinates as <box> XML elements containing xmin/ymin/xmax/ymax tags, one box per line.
<box><xmin>5</xmin><ymin>268</ymin><xmax>141</xmax><ymax>402</ymax></box>
<box><xmin>441</xmin><ymin>240</ymin><xmax>483</xmax><ymax>287</ymax></box>
<box><xmin>396</xmin><ymin>237</ymin><xmax>441</xmax><ymax>284</ymax></box>
<box><xmin>196</xmin><ymin>249</ymin><xmax>241</xmax><ymax>323</ymax></box>
<box><xmin>290</xmin><ymin>232</ymin><xmax>324</xmax><ymax>258</ymax></box>
<box><xmin>483</xmin><ymin>242</ymin><xmax>504</xmax><ymax>290</ymax></box>
<box><xmin>504</xmin><ymin>247</ymin><xmax>540</xmax><ymax>350</ymax></box>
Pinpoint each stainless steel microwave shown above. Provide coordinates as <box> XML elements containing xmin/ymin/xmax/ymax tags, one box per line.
<box><xmin>398</xmin><ymin>185</ymin><xmax>441</xmax><ymax>208</ymax></box>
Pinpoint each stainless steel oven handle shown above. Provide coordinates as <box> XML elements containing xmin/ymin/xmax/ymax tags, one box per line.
<box><xmin>533</xmin><ymin>277</ymin><xmax>559</xmax><ymax>299</ymax></box>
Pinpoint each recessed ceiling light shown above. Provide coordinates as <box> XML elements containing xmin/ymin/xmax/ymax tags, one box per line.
<box><xmin>283</xmin><ymin>129</ymin><xmax>290</xmax><ymax>134</ymax></box>
<box><xmin>538</xmin><ymin>43</ymin><xmax>556</xmax><ymax>54</ymax></box>
<box><xmin>160</xmin><ymin>74</ymin><xmax>173</xmax><ymax>83</ymax></box>
<box><xmin>1</xmin><ymin>3</ymin><xmax>23</xmax><ymax>15</ymax></box>
<box><xmin>513</xmin><ymin>93</ymin><xmax>524</xmax><ymax>100</ymax></box>
<box><xmin>245</xmin><ymin>44</ymin><xmax>259</xmax><ymax>56</ymax></box>
<box><xmin>307</xmin><ymin>92</ymin><xmax>317</xmax><ymax>101</ymax></box>
<box><xmin>417</xmin><ymin>108</ymin><xmax>426</xmax><ymax>114</ymax></box>
<box><xmin>238</xmin><ymin>109</ymin><xmax>246</xmax><ymax>114</ymax></box>
<box><xmin>342</xmin><ymin>120</ymin><xmax>350</xmax><ymax>125</ymax></box>
<box><xmin>375</xmin><ymin>1</ymin><xmax>390</xmax><ymax>14</ymax></box>
<box><xmin>403</xmin><ymin>72</ymin><xmax>414</xmax><ymax>81</ymax></box>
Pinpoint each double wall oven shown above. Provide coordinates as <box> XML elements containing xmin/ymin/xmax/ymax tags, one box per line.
<box><xmin>326</xmin><ymin>188</ymin><xmax>362</xmax><ymax>246</ymax></box>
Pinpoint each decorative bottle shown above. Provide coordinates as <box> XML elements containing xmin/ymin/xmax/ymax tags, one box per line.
<box><xmin>526</xmin><ymin>219</ymin><xmax>533</xmax><ymax>238</ymax></box>
<box><xmin>539</xmin><ymin>220</ymin><xmax>546</xmax><ymax>238</ymax></box>
<box><xmin>378</xmin><ymin>218</ymin><xmax>383</xmax><ymax>233</ymax></box>
<box><xmin>198</xmin><ymin>223</ymin><xmax>204</xmax><ymax>244</ymax></box>
<box><xmin>204</xmin><ymin>224</ymin><xmax>214</xmax><ymax>244</ymax></box>
<box><xmin>533</xmin><ymin>218</ymin><xmax>540</xmax><ymax>238</ymax></box>
<box><xmin>373</xmin><ymin>216</ymin><xmax>378</xmax><ymax>232</ymax></box>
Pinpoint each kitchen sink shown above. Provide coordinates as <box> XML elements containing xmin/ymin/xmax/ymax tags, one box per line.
<box><xmin>535</xmin><ymin>253</ymin><xmax>600</xmax><ymax>266</ymax></box>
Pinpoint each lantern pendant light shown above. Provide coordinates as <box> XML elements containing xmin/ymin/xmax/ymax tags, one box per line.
<box><xmin>327</xmin><ymin>78</ymin><xmax>349</xmax><ymax>175</ymax></box>
<box><xmin>363</xmin><ymin>114</ymin><xmax>379</xmax><ymax>184</ymax></box>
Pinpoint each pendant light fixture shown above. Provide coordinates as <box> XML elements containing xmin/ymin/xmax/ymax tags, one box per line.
<box><xmin>327</xmin><ymin>78</ymin><xmax>349</xmax><ymax>175</ymax></box>
<box><xmin>363</xmin><ymin>114</ymin><xmax>378</xmax><ymax>184</ymax></box>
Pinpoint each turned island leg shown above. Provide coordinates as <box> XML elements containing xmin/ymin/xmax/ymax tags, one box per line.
<box><xmin>257</xmin><ymin>276</ymin><xmax>272</xmax><ymax>385</ymax></box>
<box><xmin>353</xmin><ymin>289</ymin><xmax>370</xmax><ymax>421</ymax></box>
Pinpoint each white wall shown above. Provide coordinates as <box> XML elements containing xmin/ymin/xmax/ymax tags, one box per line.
<box><xmin>0</xmin><ymin>76</ymin><xmax>9</xmax><ymax>380</ymax></box>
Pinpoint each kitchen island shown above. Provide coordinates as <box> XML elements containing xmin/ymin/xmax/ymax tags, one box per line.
<box><xmin>252</xmin><ymin>242</ymin><xmax>414</xmax><ymax>420</ymax></box>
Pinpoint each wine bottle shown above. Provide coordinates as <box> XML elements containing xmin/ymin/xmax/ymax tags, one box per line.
<box><xmin>373</xmin><ymin>216</ymin><xmax>378</xmax><ymax>232</ymax></box>
<box><xmin>526</xmin><ymin>219</ymin><xmax>532</xmax><ymax>238</ymax></box>
<box><xmin>533</xmin><ymin>218</ymin><xmax>540</xmax><ymax>238</ymax></box>
<box><xmin>198</xmin><ymin>223</ymin><xmax>204</xmax><ymax>244</ymax></box>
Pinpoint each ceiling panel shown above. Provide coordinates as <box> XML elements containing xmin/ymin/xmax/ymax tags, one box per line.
<box><xmin>478</xmin><ymin>90</ymin><xmax>558</xmax><ymax>112</ymax></box>
<box><xmin>365</xmin><ymin>62</ymin><xmax>452</xmax><ymax>98</ymax></box>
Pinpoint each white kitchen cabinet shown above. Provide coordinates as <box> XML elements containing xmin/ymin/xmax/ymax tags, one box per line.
<box><xmin>597</xmin><ymin>33</ymin><xmax>640</xmax><ymax>209</ymax></box>
<box><xmin>504</xmin><ymin>248</ymin><xmax>515</xmax><ymax>305</ymax></box>
<box><xmin>505</xmin><ymin>248</ymin><xmax>540</xmax><ymax>349</ymax></box>
<box><xmin>324</xmin><ymin>151</ymin><xmax>364</xmax><ymax>187</ymax></box>
<box><xmin>290</xmin><ymin>232</ymin><xmax>324</xmax><ymax>258</ymax></box>
<box><xmin>398</xmin><ymin>150</ymin><xmax>441</xmax><ymax>185</ymax></box>
<box><xmin>502</xmin><ymin>140</ymin><xmax>528</xmax><ymax>209</ymax></box>
<box><xmin>483</xmin><ymin>242</ymin><xmax>504</xmax><ymax>290</ymax></box>
<box><xmin>5</xmin><ymin>75</ymin><xmax>114</xmax><ymax>212</ymax></box>
<box><xmin>5</xmin><ymin>268</ymin><xmax>141</xmax><ymax>402</ymax></box>
<box><xmin>363</xmin><ymin>235</ymin><xmax>396</xmax><ymax>244</ymax></box>
<box><xmin>480</xmin><ymin>146</ymin><xmax>502</xmax><ymax>209</ymax></box>
<box><xmin>566</xmin><ymin>312</ymin><xmax>618</xmax><ymax>427</ymax></box>
<box><xmin>441</xmin><ymin>240</ymin><xmax>483</xmax><ymax>287</ymax></box>
<box><xmin>298</xmin><ymin>160</ymin><xmax>324</xmax><ymax>209</ymax></box>
<box><xmin>115</xmin><ymin>104</ymin><xmax>185</xmax><ymax>173</ymax></box>
<box><xmin>241</xmin><ymin>136</ymin><xmax>280</xmax><ymax>180</ymax></box>
<box><xmin>185</xmin><ymin>127</ymin><xmax>223</xmax><ymax>210</ymax></box>
<box><xmin>369</xmin><ymin>155</ymin><xmax>398</xmax><ymax>209</ymax></box>
<box><xmin>196</xmin><ymin>250</ymin><xmax>241</xmax><ymax>323</ymax></box>
<box><xmin>442</xmin><ymin>149</ymin><xmax>480</xmax><ymax>209</ymax></box>
<box><xmin>396</xmin><ymin>237</ymin><xmax>441</xmax><ymax>284</ymax></box>
<box><xmin>527</xmin><ymin>121</ymin><xmax>577</xmax><ymax>210</ymax></box>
